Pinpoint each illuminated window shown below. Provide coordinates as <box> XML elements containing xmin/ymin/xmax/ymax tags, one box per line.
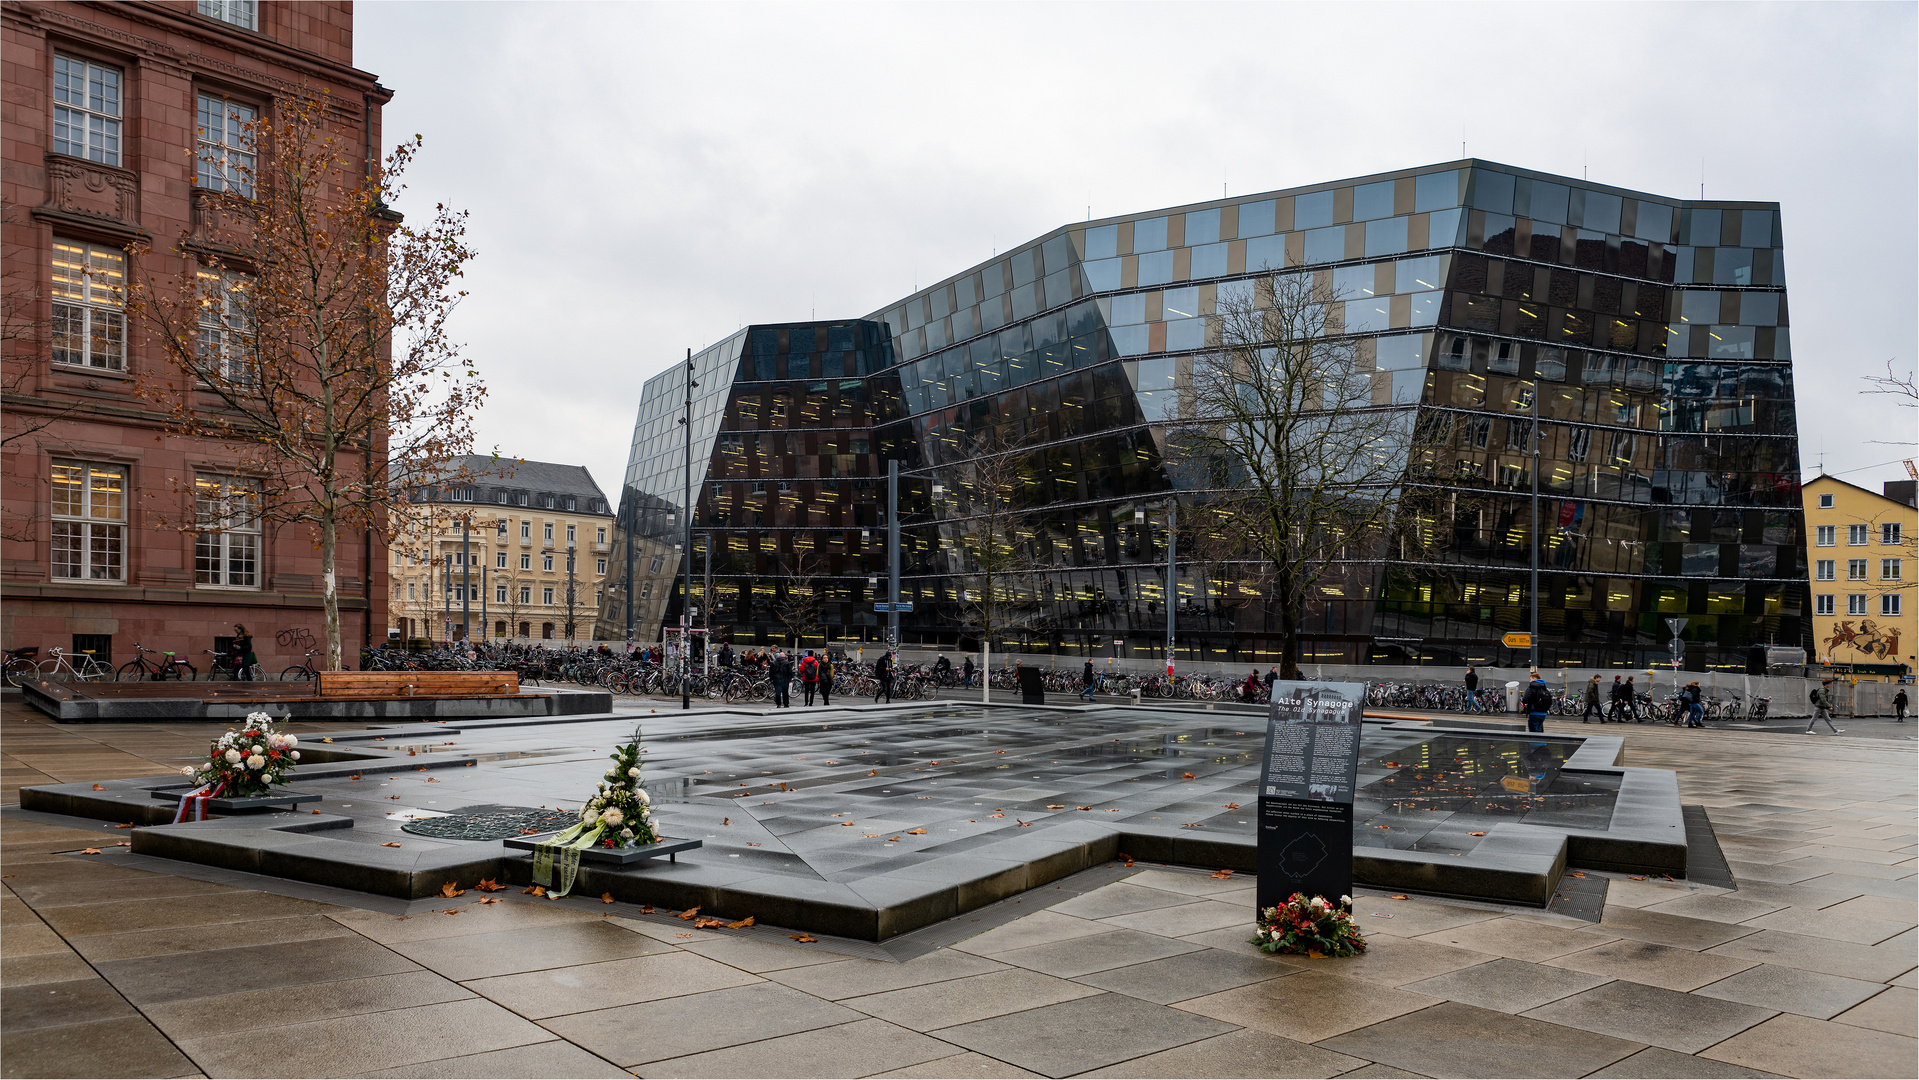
<box><xmin>50</xmin><ymin>461</ymin><xmax>125</xmax><ymax>581</ymax></box>
<box><xmin>51</xmin><ymin>240</ymin><xmax>125</xmax><ymax>370</ymax></box>
<box><xmin>195</xmin><ymin>93</ymin><xmax>256</xmax><ymax>194</ymax></box>
<box><xmin>196</xmin><ymin>270</ymin><xmax>256</xmax><ymax>385</ymax></box>
<box><xmin>193</xmin><ymin>476</ymin><xmax>259</xmax><ymax>587</ymax></box>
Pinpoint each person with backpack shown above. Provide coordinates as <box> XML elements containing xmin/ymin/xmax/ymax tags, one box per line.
<box><xmin>1682</xmin><ymin>681</ymin><xmax>1705</xmax><ymax>727</ymax></box>
<box><xmin>1522</xmin><ymin>670</ymin><xmax>1551</xmax><ymax>733</ymax></box>
<box><xmin>961</xmin><ymin>655</ymin><xmax>974</xmax><ymax>688</ymax></box>
<box><xmin>798</xmin><ymin>650</ymin><xmax>821</xmax><ymax>705</ymax></box>
<box><xmin>770</xmin><ymin>650</ymin><xmax>794</xmax><ymax>709</ymax></box>
<box><xmin>1806</xmin><ymin>679</ymin><xmax>1842</xmax><ymax>734</ymax></box>
<box><xmin>1895</xmin><ymin>687</ymin><xmax>1908</xmax><ymax>723</ymax></box>
<box><xmin>1622</xmin><ymin>675</ymin><xmax>1642</xmax><ymax>722</ymax></box>
<box><xmin>1463</xmin><ymin>665</ymin><xmax>1481</xmax><ymax>713</ymax></box>
<box><xmin>1581</xmin><ymin>675</ymin><xmax>1604</xmax><ymax>723</ymax></box>
<box><xmin>1079</xmin><ymin>659</ymin><xmax>1098</xmax><ymax>702</ymax></box>
<box><xmin>1605</xmin><ymin>676</ymin><xmax>1628</xmax><ymax>722</ymax></box>
<box><xmin>874</xmin><ymin>652</ymin><xmax>893</xmax><ymax>703</ymax></box>
<box><xmin>818</xmin><ymin>652</ymin><xmax>834</xmax><ymax>706</ymax></box>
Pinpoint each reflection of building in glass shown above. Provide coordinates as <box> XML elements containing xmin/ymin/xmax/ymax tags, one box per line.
<box><xmin>604</xmin><ymin>159</ymin><xmax>1807</xmax><ymax>671</ymax></box>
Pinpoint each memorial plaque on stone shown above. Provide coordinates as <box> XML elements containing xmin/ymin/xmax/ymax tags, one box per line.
<box><xmin>1256</xmin><ymin>681</ymin><xmax>1364</xmax><ymax>913</ymax></box>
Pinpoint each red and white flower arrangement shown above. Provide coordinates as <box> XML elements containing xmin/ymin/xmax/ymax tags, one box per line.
<box><xmin>1251</xmin><ymin>893</ymin><xmax>1367</xmax><ymax>958</ymax></box>
<box><xmin>177</xmin><ymin>711</ymin><xmax>300</xmax><ymax>811</ymax></box>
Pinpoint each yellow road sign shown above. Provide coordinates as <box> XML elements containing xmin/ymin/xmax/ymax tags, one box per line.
<box><xmin>1502</xmin><ymin>632</ymin><xmax>1532</xmax><ymax>649</ymax></box>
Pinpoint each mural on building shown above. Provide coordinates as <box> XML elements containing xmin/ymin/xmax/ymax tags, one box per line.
<box><xmin>1824</xmin><ymin>620</ymin><xmax>1901</xmax><ymax>663</ymax></box>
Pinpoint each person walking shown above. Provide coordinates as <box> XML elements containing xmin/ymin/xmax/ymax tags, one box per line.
<box><xmin>1806</xmin><ymin>679</ymin><xmax>1843</xmax><ymax>734</ymax></box>
<box><xmin>1264</xmin><ymin>666</ymin><xmax>1279</xmax><ymax>697</ymax></box>
<box><xmin>1581</xmin><ymin>675</ymin><xmax>1604</xmax><ymax>723</ymax></box>
<box><xmin>818</xmin><ymin>652</ymin><xmax>834</xmax><ymax>707</ymax></box>
<box><xmin>961</xmin><ymin>655</ymin><xmax>974</xmax><ymax>688</ymax></box>
<box><xmin>1682</xmin><ymin>680</ymin><xmax>1705</xmax><ymax>727</ymax></box>
<box><xmin>227</xmin><ymin>624</ymin><xmax>255</xmax><ymax>681</ymax></box>
<box><xmin>1522</xmin><ymin>670</ymin><xmax>1551</xmax><ymax>733</ymax></box>
<box><xmin>1079</xmin><ymin>659</ymin><xmax>1098</xmax><ymax>702</ymax></box>
<box><xmin>799</xmin><ymin>650</ymin><xmax>820</xmax><ymax>706</ymax></box>
<box><xmin>1622</xmin><ymin>675</ymin><xmax>1642</xmax><ymax>722</ymax></box>
<box><xmin>1463</xmin><ymin>665</ymin><xmax>1481</xmax><ymax>713</ymax></box>
<box><xmin>1606</xmin><ymin>675</ymin><xmax>1628</xmax><ymax>722</ymax></box>
<box><xmin>874</xmin><ymin>652</ymin><xmax>893</xmax><ymax>703</ymax></box>
<box><xmin>1895</xmin><ymin>687</ymin><xmax>1908</xmax><ymax>723</ymax></box>
<box><xmin>770</xmin><ymin>649</ymin><xmax>793</xmax><ymax>709</ymax></box>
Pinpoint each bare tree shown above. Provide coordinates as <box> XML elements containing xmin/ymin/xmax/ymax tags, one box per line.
<box><xmin>1176</xmin><ymin>270</ymin><xmax>1423</xmax><ymax>679</ymax></box>
<box><xmin>1</xmin><ymin>201</ymin><xmax>86</xmax><ymax>543</ymax></box>
<box><xmin>772</xmin><ymin>548</ymin><xmax>826</xmax><ymax>649</ymax></box>
<box><xmin>126</xmin><ymin>90</ymin><xmax>483</xmax><ymax>671</ymax></box>
<box><xmin>943</xmin><ymin>435</ymin><xmax>1045</xmax><ymax>703</ymax></box>
<box><xmin>1864</xmin><ymin>359</ymin><xmax>1917</xmax><ymax>450</ymax></box>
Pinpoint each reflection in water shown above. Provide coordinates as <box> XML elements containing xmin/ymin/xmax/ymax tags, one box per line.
<box><xmin>1355</xmin><ymin>734</ymin><xmax>1618</xmax><ymax>856</ymax></box>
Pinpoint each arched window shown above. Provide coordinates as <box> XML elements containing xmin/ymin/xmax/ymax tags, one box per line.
<box><xmin>541</xmin><ymin>622</ymin><xmax>554</xmax><ymax>639</ymax></box>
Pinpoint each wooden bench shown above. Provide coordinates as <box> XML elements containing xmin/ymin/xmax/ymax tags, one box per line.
<box><xmin>316</xmin><ymin>671</ymin><xmax>520</xmax><ymax>699</ymax></box>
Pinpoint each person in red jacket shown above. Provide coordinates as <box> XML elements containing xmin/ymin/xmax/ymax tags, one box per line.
<box><xmin>799</xmin><ymin>650</ymin><xmax>821</xmax><ymax>706</ymax></box>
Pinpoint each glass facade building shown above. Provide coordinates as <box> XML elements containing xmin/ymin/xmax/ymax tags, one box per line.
<box><xmin>603</xmin><ymin>159</ymin><xmax>1806</xmax><ymax>671</ymax></box>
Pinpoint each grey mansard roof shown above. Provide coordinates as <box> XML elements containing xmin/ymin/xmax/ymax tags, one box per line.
<box><xmin>408</xmin><ymin>455</ymin><xmax>611</xmax><ymax>515</ymax></box>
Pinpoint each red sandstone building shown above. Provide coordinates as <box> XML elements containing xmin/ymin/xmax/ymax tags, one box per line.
<box><xmin>1</xmin><ymin>1</ymin><xmax>390</xmax><ymax>671</ymax></box>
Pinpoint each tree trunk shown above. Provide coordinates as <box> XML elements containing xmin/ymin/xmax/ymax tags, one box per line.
<box><xmin>982</xmin><ymin>638</ymin><xmax>991</xmax><ymax>704</ymax></box>
<box><xmin>1279</xmin><ymin>597</ymin><xmax>1302</xmax><ymax>681</ymax></box>
<box><xmin>322</xmin><ymin>519</ymin><xmax>343</xmax><ymax>671</ymax></box>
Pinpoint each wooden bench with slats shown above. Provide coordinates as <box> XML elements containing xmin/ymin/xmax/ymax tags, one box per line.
<box><xmin>315</xmin><ymin>671</ymin><xmax>520</xmax><ymax>699</ymax></box>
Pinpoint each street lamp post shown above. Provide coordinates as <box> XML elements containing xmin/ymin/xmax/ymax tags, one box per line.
<box><xmin>680</xmin><ymin>347</ymin><xmax>697</xmax><ymax>711</ymax></box>
<box><xmin>461</xmin><ymin>515</ymin><xmax>470</xmax><ymax>643</ymax></box>
<box><xmin>1529</xmin><ymin>379</ymin><xmax>1540</xmax><ymax>673</ymax></box>
<box><xmin>566</xmin><ymin>543</ymin><xmax>577</xmax><ymax>643</ymax></box>
<box><xmin>887</xmin><ymin>459</ymin><xmax>900</xmax><ymax>661</ymax></box>
<box><xmin>1165</xmin><ymin>499</ymin><xmax>1177</xmax><ymax>678</ymax></box>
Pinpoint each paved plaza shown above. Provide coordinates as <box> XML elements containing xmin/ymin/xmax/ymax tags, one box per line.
<box><xmin>1</xmin><ymin>697</ymin><xmax>1913</xmax><ymax>1078</ymax></box>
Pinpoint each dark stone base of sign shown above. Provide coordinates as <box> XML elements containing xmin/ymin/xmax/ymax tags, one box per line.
<box><xmin>1018</xmin><ymin>667</ymin><xmax>1045</xmax><ymax>705</ymax></box>
<box><xmin>503</xmin><ymin>834</ymin><xmax>701</xmax><ymax>864</ymax></box>
<box><xmin>148</xmin><ymin>786</ymin><xmax>322</xmax><ymax>813</ymax></box>
<box><xmin>19</xmin><ymin>677</ymin><xmax>609</xmax><ymax>722</ymax></box>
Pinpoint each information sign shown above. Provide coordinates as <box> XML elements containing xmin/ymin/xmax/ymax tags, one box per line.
<box><xmin>1256</xmin><ymin>681</ymin><xmax>1364</xmax><ymax>914</ymax></box>
<box><xmin>1501</xmin><ymin>632</ymin><xmax>1532</xmax><ymax>649</ymax></box>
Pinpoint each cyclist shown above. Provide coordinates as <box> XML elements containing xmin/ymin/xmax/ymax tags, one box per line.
<box><xmin>874</xmin><ymin>651</ymin><xmax>894</xmax><ymax>704</ymax></box>
<box><xmin>1240</xmin><ymin>668</ymin><xmax>1261</xmax><ymax>703</ymax></box>
<box><xmin>1463</xmin><ymin>665</ymin><xmax>1481</xmax><ymax>712</ymax></box>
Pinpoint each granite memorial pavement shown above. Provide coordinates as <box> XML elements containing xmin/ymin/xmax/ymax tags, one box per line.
<box><xmin>1</xmin><ymin>696</ymin><xmax>1912</xmax><ymax>1078</ymax></box>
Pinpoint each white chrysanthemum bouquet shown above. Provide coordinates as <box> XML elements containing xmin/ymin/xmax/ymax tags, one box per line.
<box><xmin>573</xmin><ymin>731</ymin><xmax>658</xmax><ymax>849</ymax></box>
<box><xmin>181</xmin><ymin>711</ymin><xmax>300</xmax><ymax>798</ymax></box>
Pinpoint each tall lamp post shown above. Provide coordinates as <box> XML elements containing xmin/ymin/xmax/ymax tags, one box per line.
<box><xmin>460</xmin><ymin>514</ymin><xmax>470</xmax><ymax>643</ymax></box>
<box><xmin>887</xmin><ymin>459</ymin><xmax>900</xmax><ymax>661</ymax></box>
<box><xmin>565</xmin><ymin>543</ymin><xmax>577</xmax><ymax>643</ymax></box>
<box><xmin>1528</xmin><ymin>379</ymin><xmax>1540</xmax><ymax>673</ymax></box>
<box><xmin>679</xmin><ymin>347</ymin><xmax>697</xmax><ymax>710</ymax></box>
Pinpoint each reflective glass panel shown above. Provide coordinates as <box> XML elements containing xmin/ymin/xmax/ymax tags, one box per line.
<box><xmin>1687</xmin><ymin>209</ymin><xmax>1721</xmax><ymax>246</ymax></box>
<box><xmin>1365</xmin><ymin>216</ymin><xmax>1409</xmax><ymax>257</ymax></box>
<box><xmin>1137</xmin><ymin>250</ymin><xmax>1175</xmax><ymax>286</ymax></box>
<box><xmin>1414</xmin><ymin>170</ymin><xmax>1458</xmax><ymax>213</ymax></box>
<box><xmin>1708</xmin><ymin>325</ymin><xmax>1755</xmax><ymax>359</ymax></box>
<box><xmin>1185</xmin><ymin>208</ymin><xmax>1221</xmax><ymax>245</ymax></box>
<box><xmin>1713</xmin><ymin>248</ymin><xmax>1753</xmax><ymax>285</ymax></box>
<box><xmin>1395</xmin><ymin>255</ymin><xmax>1444</xmax><ymax>293</ymax></box>
<box><xmin>1084</xmin><ymin>225</ymin><xmax>1118</xmax><ymax>260</ymax></box>
<box><xmin>1303</xmin><ymin>226</ymin><xmax>1345</xmax><ymax>264</ymax></box>
<box><xmin>1110</xmin><ymin>294</ymin><xmax>1147</xmax><ymax>325</ymax></box>
<box><xmin>1333</xmin><ymin>264</ymin><xmax>1378</xmax><ymax>299</ymax></box>
<box><xmin>1345</xmin><ymin>298</ymin><xmax>1390</xmax><ymax>333</ymax></box>
<box><xmin>1739</xmin><ymin>292</ymin><xmax>1779</xmax><ymax>326</ymax></box>
<box><xmin>1082</xmin><ymin>259</ymin><xmax>1120</xmax><ymax>292</ymax></box>
<box><xmin>1166</xmin><ymin>318</ymin><xmax>1205</xmax><ymax>350</ymax></box>
<box><xmin>1135</xmin><ymin>216</ymin><xmax>1169</xmax><ymax>253</ymax></box>
<box><xmin>1295</xmin><ymin>189</ymin><xmax>1335</xmax><ymax>229</ymax></box>
<box><xmin>1635</xmin><ymin>202</ymin><xmax>1673</xmax><ymax>243</ymax></box>
<box><xmin>1189</xmin><ymin>242</ymin><xmax>1228</xmax><ymax>279</ymax></box>
<box><xmin>1427</xmin><ymin>207</ymin><xmax>1464</xmax><ymax>247</ymax></box>
<box><xmin>1581</xmin><ymin>191</ymin><xmax>1622</xmax><ymax>234</ymax></box>
<box><xmin>1238</xmin><ymin>199</ymin><xmax>1276</xmax><ymax>236</ymax></box>
<box><xmin>1353</xmin><ymin>181</ymin><xmax>1395</xmax><ymax>221</ymax></box>
<box><xmin>1161</xmin><ymin>287</ymin><xmax>1200</xmax><ymax>320</ymax></box>
<box><xmin>1471</xmin><ymin>170</ymin><xmax>1515</xmax><ymax>214</ymax></box>
<box><xmin>1376</xmin><ymin>334</ymin><xmax>1426</xmax><ymax>370</ymax></box>
<box><xmin>1409</xmin><ymin>292</ymin><xmax>1442</xmax><ymax>326</ymax></box>
<box><xmin>1245</xmin><ymin>233</ymin><xmax>1286</xmax><ymax>272</ymax></box>
<box><xmin>1679</xmin><ymin>291</ymin><xmax>1719</xmax><ymax>325</ymax></box>
<box><xmin>1529</xmin><ymin>181</ymin><xmax>1569</xmax><ymax>225</ymax></box>
<box><xmin>1739</xmin><ymin>210</ymin><xmax>1774</xmax><ymax>248</ymax></box>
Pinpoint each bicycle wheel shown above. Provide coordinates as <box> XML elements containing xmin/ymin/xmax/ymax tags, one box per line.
<box><xmin>281</xmin><ymin>666</ymin><xmax>313</xmax><ymax>683</ymax></box>
<box><xmin>116</xmin><ymin>660</ymin><xmax>151</xmax><ymax>681</ymax></box>
<box><xmin>3</xmin><ymin>658</ymin><xmax>36</xmax><ymax>687</ymax></box>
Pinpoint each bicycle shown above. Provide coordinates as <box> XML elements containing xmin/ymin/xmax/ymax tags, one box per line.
<box><xmin>203</xmin><ymin>650</ymin><xmax>262</xmax><ymax>682</ymax></box>
<box><xmin>38</xmin><ymin>647</ymin><xmax>113</xmax><ymax>682</ymax></box>
<box><xmin>116</xmin><ymin>643</ymin><xmax>197</xmax><ymax>681</ymax></box>
<box><xmin>280</xmin><ymin>649</ymin><xmax>322</xmax><ymax>683</ymax></box>
<box><xmin>4</xmin><ymin>647</ymin><xmax>39</xmax><ymax>687</ymax></box>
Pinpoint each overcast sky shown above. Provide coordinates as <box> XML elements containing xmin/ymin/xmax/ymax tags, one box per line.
<box><xmin>356</xmin><ymin>2</ymin><xmax>1918</xmax><ymax>499</ymax></box>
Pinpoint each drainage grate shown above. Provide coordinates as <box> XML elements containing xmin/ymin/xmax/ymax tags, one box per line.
<box><xmin>1546</xmin><ymin>869</ymin><xmax>1608</xmax><ymax>922</ymax></box>
<box><xmin>400</xmin><ymin>804</ymin><xmax>578</xmax><ymax>840</ymax></box>
<box><xmin>1682</xmin><ymin>804</ymin><xmax>1736</xmax><ymax>890</ymax></box>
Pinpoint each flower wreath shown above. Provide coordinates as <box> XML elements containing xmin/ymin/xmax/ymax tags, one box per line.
<box><xmin>1251</xmin><ymin>893</ymin><xmax>1368</xmax><ymax>958</ymax></box>
<box><xmin>531</xmin><ymin>728</ymin><xmax>658</xmax><ymax>897</ymax></box>
<box><xmin>174</xmin><ymin>711</ymin><xmax>300</xmax><ymax>821</ymax></box>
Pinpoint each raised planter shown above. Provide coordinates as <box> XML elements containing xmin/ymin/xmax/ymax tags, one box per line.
<box><xmin>502</xmin><ymin>833</ymin><xmax>702</xmax><ymax>864</ymax></box>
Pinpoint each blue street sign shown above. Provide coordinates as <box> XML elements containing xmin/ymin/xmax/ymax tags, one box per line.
<box><xmin>874</xmin><ymin>602</ymin><xmax>915</xmax><ymax>613</ymax></box>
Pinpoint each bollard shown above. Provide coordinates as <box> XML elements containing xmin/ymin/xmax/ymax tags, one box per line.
<box><xmin>1129</xmin><ymin>689</ymin><xmax>1141</xmax><ymax>706</ymax></box>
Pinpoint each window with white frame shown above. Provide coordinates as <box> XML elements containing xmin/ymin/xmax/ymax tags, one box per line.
<box><xmin>198</xmin><ymin>0</ymin><xmax>258</xmax><ymax>29</ymax></box>
<box><xmin>1815</xmin><ymin>525</ymin><xmax>1835</xmax><ymax>547</ymax></box>
<box><xmin>1883</xmin><ymin>593</ymin><xmax>1903</xmax><ymax>616</ymax></box>
<box><xmin>1817</xmin><ymin>493</ymin><xmax>1834</xmax><ymax>509</ymax></box>
<box><xmin>1847</xmin><ymin>594</ymin><xmax>1867</xmax><ymax>616</ymax></box>
<box><xmin>596</xmin><ymin>527</ymin><xmax>607</xmax><ymax>544</ymax></box>
<box><xmin>1885</xmin><ymin>523</ymin><xmax>1904</xmax><ymax>545</ymax></box>
<box><xmin>518</xmin><ymin>585</ymin><xmax>530</xmax><ymax>604</ymax></box>
<box><xmin>542</xmin><ymin>553</ymin><xmax>553</xmax><ymax>571</ymax></box>
<box><xmin>519</xmin><ymin>520</ymin><xmax>530</xmax><ymax>539</ymax></box>
<box><xmin>195</xmin><ymin>93</ymin><xmax>256</xmax><ymax>194</ymax></box>
<box><xmin>542</xmin><ymin>587</ymin><xmax>554</xmax><ymax>605</ymax></box>
<box><xmin>51</xmin><ymin>240</ymin><xmax>125</xmax><ymax>370</ymax></box>
<box><xmin>1815</xmin><ymin>594</ymin><xmax>1834</xmax><ymax>616</ymax></box>
<box><xmin>496</xmin><ymin>584</ymin><xmax>507</xmax><ymax>604</ymax></box>
<box><xmin>1848</xmin><ymin>559</ymin><xmax>1868</xmax><ymax>581</ymax></box>
<box><xmin>596</xmin><ymin>558</ymin><xmax>607</xmax><ymax>575</ymax></box>
<box><xmin>51</xmin><ymin>461</ymin><xmax>125</xmax><ymax>581</ymax></box>
<box><xmin>1883</xmin><ymin>558</ymin><xmax>1903</xmax><ymax>581</ymax></box>
<box><xmin>196</xmin><ymin>270</ymin><xmax>255</xmax><ymax>385</ymax></box>
<box><xmin>543</xmin><ymin>522</ymin><xmax>553</xmax><ymax>542</ymax></box>
<box><xmin>519</xmin><ymin>553</ymin><xmax>530</xmax><ymax>570</ymax></box>
<box><xmin>566</xmin><ymin>524</ymin><xmax>575</xmax><ymax>544</ymax></box>
<box><xmin>1815</xmin><ymin>560</ymin><xmax>1835</xmax><ymax>581</ymax></box>
<box><xmin>194</xmin><ymin>476</ymin><xmax>259</xmax><ymax>587</ymax></box>
<box><xmin>53</xmin><ymin>54</ymin><xmax>122</xmax><ymax>165</ymax></box>
<box><xmin>496</xmin><ymin>518</ymin><xmax>506</xmax><ymax>535</ymax></box>
<box><xmin>408</xmin><ymin>582</ymin><xmax>416</xmax><ymax>600</ymax></box>
<box><xmin>1848</xmin><ymin>524</ymin><xmax>1869</xmax><ymax>545</ymax></box>
<box><xmin>495</xmin><ymin>551</ymin><xmax>506</xmax><ymax>569</ymax></box>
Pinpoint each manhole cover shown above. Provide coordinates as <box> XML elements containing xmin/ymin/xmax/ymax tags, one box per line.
<box><xmin>399</xmin><ymin>804</ymin><xmax>579</xmax><ymax>840</ymax></box>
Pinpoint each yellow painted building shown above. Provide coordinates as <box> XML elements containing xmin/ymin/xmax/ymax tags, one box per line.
<box><xmin>1801</xmin><ymin>475</ymin><xmax>1917</xmax><ymax>681</ymax></box>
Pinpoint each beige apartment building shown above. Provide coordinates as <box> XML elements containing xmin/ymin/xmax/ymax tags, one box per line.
<box><xmin>391</xmin><ymin>457</ymin><xmax>613</xmax><ymax>643</ymax></box>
